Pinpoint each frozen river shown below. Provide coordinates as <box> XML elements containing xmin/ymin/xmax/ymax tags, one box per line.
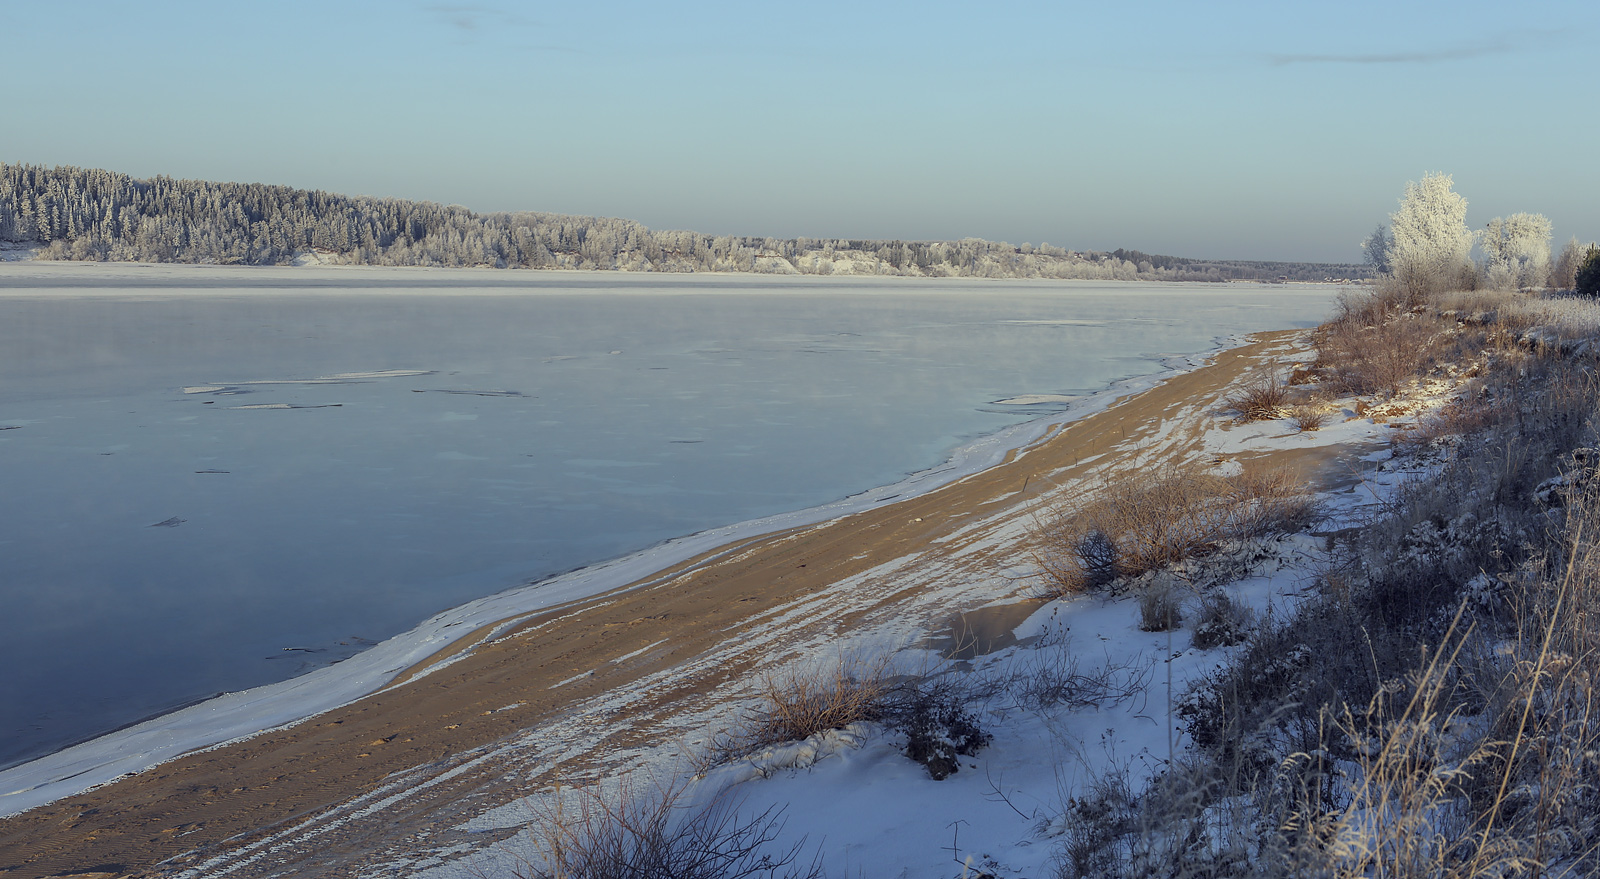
<box><xmin>0</xmin><ymin>264</ymin><xmax>1337</xmax><ymax>771</ymax></box>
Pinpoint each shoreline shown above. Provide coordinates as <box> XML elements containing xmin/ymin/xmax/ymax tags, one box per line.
<box><xmin>0</xmin><ymin>259</ymin><xmax>1357</xmax><ymax>293</ymax></box>
<box><xmin>0</xmin><ymin>328</ymin><xmax>1351</xmax><ymax>877</ymax></box>
<box><xmin>0</xmin><ymin>326</ymin><xmax>1261</xmax><ymax>819</ymax></box>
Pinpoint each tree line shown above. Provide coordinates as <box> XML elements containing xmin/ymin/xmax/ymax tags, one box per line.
<box><xmin>1359</xmin><ymin>172</ymin><xmax>1596</xmax><ymax>295</ymax></box>
<box><xmin>0</xmin><ymin>161</ymin><xmax>1372</xmax><ymax>282</ymax></box>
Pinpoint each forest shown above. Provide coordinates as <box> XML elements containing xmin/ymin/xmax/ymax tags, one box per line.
<box><xmin>0</xmin><ymin>162</ymin><xmax>1372</xmax><ymax>282</ymax></box>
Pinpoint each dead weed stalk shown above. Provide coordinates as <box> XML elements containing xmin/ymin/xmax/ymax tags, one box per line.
<box><xmin>512</xmin><ymin>777</ymin><xmax>821</xmax><ymax>879</ymax></box>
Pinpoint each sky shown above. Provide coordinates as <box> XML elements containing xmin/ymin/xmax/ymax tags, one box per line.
<box><xmin>4</xmin><ymin>0</ymin><xmax>1598</xmax><ymax>262</ymax></box>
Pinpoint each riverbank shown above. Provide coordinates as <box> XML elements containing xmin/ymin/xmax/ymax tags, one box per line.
<box><xmin>0</xmin><ymin>267</ymin><xmax>1336</xmax><ymax>776</ymax></box>
<box><xmin>1</xmin><ymin>326</ymin><xmax>1417</xmax><ymax>878</ymax></box>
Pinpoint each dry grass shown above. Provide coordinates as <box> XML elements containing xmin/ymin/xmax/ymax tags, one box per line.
<box><xmin>1298</xmin><ymin>609</ymin><xmax>1510</xmax><ymax>878</ymax></box>
<box><xmin>703</xmin><ymin>653</ymin><xmax>1007</xmax><ymax>781</ymax></box>
<box><xmin>707</xmin><ymin>653</ymin><xmax>894</xmax><ymax>763</ymax></box>
<box><xmin>1062</xmin><ymin>586</ymin><xmax>1600</xmax><ymax>878</ymax></box>
<box><xmin>1224</xmin><ymin>377</ymin><xmax>1288</xmax><ymax>422</ymax></box>
<box><xmin>1033</xmin><ymin>464</ymin><xmax>1318</xmax><ymax>597</ymax></box>
<box><xmin>1286</xmin><ymin>364</ymin><xmax>1319</xmax><ymax>386</ymax></box>
<box><xmin>1264</xmin><ymin>541</ymin><xmax>1600</xmax><ymax>879</ymax></box>
<box><xmin>1050</xmin><ymin>287</ymin><xmax>1600</xmax><ymax>878</ymax></box>
<box><xmin>1393</xmin><ymin>386</ymin><xmax>1501</xmax><ymax>453</ymax></box>
<box><xmin>512</xmin><ymin>778</ymin><xmax>821</xmax><ymax>879</ymax></box>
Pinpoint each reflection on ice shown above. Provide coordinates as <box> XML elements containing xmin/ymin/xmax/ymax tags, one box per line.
<box><xmin>229</xmin><ymin>403</ymin><xmax>344</xmax><ymax>409</ymax></box>
<box><xmin>992</xmin><ymin>394</ymin><xmax>1083</xmax><ymax>406</ymax></box>
<box><xmin>412</xmin><ymin>388</ymin><xmax>527</xmax><ymax>397</ymax></box>
<box><xmin>227</xmin><ymin>368</ymin><xmax>436</xmax><ymax>384</ymax></box>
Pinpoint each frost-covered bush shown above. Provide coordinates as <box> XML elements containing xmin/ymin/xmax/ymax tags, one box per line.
<box><xmin>1550</xmin><ymin>237</ymin><xmax>1588</xmax><ymax>290</ymax></box>
<box><xmin>889</xmin><ymin>682</ymin><xmax>991</xmax><ymax>781</ymax></box>
<box><xmin>1063</xmin><ymin>290</ymin><xmax>1600</xmax><ymax>878</ymax></box>
<box><xmin>1480</xmin><ymin>212</ymin><xmax>1552</xmax><ymax>290</ymax></box>
<box><xmin>1135</xmin><ymin>579</ymin><xmax>1182</xmax><ymax>632</ymax></box>
<box><xmin>1190</xmin><ymin>591</ymin><xmax>1254</xmax><ymax>649</ymax></box>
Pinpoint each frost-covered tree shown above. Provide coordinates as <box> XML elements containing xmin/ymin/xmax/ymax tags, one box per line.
<box><xmin>0</xmin><ymin>161</ymin><xmax>1374</xmax><ymax>282</ymax></box>
<box><xmin>1550</xmin><ymin>237</ymin><xmax>1588</xmax><ymax>290</ymax></box>
<box><xmin>1360</xmin><ymin>223</ymin><xmax>1392</xmax><ymax>273</ymax></box>
<box><xmin>1481</xmin><ymin>212</ymin><xmax>1552</xmax><ymax>290</ymax></box>
<box><xmin>1389</xmin><ymin>172</ymin><xmax>1475</xmax><ymax>297</ymax></box>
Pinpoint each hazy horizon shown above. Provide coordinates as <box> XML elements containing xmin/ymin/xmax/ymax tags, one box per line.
<box><xmin>5</xmin><ymin>1</ymin><xmax>1598</xmax><ymax>262</ymax></box>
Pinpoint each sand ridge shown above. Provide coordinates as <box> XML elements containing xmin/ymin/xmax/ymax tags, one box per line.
<box><xmin>0</xmin><ymin>330</ymin><xmax>1360</xmax><ymax>879</ymax></box>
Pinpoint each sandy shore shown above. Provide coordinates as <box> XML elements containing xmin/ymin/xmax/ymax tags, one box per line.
<box><xmin>0</xmin><ymin>329</ymin><xmax>1368</xmax><ymax>879</ymax></box>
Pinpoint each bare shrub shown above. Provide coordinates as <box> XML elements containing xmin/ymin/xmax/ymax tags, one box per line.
<box><xmin>1224</xmin><ymin>377</ymin><xmax>1287</xmax><ymax>422</ymax></box>
<box><xmin>1002</xmin><ymin>636</ymin><xmax>1153</xmax><ymax>711</ymax></box>
<box><xmin>515</xmin><ymin>778</ymin><xmax>821</xmax><ymax>879</ymax></box>
<box><xmin>1312</xmin><ymin>288</ymin><xmax>1454</xmax><ymax>395</ymax></box>
<box><xmin>1288</xmin><ymin>404</ymin><xmax>1327</xmax><ymax>432</ymax></box>
<box><xmin>1034</xmin><ymin>464</ymin><xmax>1317</xmax><ymax>597</ymax></box>
<box><xmin>1069</xmin><ymin>529</ymin><xmax>1120</xmax><ymax>590</ymax></box>
<box><xmin>707</xmin><ymin>653</ymin><xmax>994</xmax><ymax>780</ymax></box>
<box><xmin>1053</xmin><ymin>764</ymin><xmax>1140</xmax><ymax>879</ymax></box>
<box><xmin>882</xmin><ymin>676</ymin><xmax>992</xmax><ymax>780</ymax></box>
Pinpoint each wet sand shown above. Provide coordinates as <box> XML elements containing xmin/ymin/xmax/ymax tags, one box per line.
<box><xmin>0</xmin><ymin>330</ymin><xmax>1352</xmax><ymax>878</ymax></box>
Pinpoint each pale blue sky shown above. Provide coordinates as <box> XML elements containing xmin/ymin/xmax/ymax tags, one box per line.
<box><xmin>5</xmin><ymin>1</ymin><xmax>1596</xmax><ymax>261</ymax></box>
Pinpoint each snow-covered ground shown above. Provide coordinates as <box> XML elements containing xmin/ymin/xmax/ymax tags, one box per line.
<box><xmin>368</xmin><ymin>336</ymin><xmax>1461</xmax><ymax>879</ymax></box>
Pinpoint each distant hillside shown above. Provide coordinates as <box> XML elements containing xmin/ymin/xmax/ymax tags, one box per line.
<box><xmin>0</xmin><ymin>162</ymin><xmax>1372</xmax><ymax>282</ymax></box>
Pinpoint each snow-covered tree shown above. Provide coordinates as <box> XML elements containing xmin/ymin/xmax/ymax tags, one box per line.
<box><xmin>1550</xmin><ymin>237</ymin><xmax>1587</xmax><ymax>290</ymax></box>
<box><xmin>1389</xmin><ymin>172</ymin><xmax>1475</xmax><ymax>297</ymax></box>
<box><xmin>1360</xmin><ymin>223</ymin><xmax>1392</xmax><ymax>273</ymax></box>
<box><xmin>1481</xmin><ymin>212</ymin><xmax>1552</xmax><ymax>290</ymax></box>
<box><xmin>0</xmin><ymin>161</ymin><xmax>1375</xmax><ymax>282</ymax></box>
